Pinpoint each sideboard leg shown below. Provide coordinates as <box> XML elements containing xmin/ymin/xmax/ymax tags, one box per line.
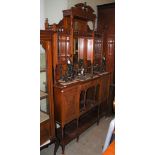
<box><xmin>76</xmin><ymin>118</ymin><xmax>79</xmax><ymax>142</ymax></box>
<box><xmin>97</xmin><ymin>104</ymin><xmax>100</xmax><ymax>125</ymax></box>
<box><xmin>61</xmin><ymin>126</ymin><xmax>65</xmax><ymax>154</ymax></box>
<box><xmin>54</xmin><ymin>137</ymin><xmax>60</xmax><ymax>155</ymax></box>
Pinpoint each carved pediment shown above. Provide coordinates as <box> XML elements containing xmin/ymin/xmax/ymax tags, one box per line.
<box><xmin>63</xmin><ymin>2</ymin><xmax>96</xmax><ymax>22</ymax></box>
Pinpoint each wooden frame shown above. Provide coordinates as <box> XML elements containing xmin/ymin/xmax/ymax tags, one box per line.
<box><xmin>40</xmin><ymin>30</ymin><xmax>59</xmax><ymax>154</ymax></box>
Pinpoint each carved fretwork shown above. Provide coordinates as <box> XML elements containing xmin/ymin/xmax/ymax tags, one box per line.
<box><xmin>63</xmin><ymin>3</ymin><xmax>96</xmax><ymax>22</ymax></box>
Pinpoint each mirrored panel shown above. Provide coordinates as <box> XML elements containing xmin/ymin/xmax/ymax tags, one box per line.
<box><xmin>87</xmin><ymin>39</ymin><xmax>93</xmax><ymax>61</ymax></box>
<box><xmin>87</xmin><ymin>21</ymin><xmax>94</xmax><ymax>31</ymax></box>
<box><xmin>78</xmin><ymin>38</ymin><xmax>84</xmax><ymax>61</ymax></box>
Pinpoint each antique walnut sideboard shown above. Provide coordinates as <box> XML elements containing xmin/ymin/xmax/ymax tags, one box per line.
<box><xmin>43</xmin><ymin>3</ymin><xmax>112</xmax><ymax>154</ymax></box>
<box><xmin>54</xmin><ymin>72</ymin><xmax>110</xmax><ymax>153</ymax></box>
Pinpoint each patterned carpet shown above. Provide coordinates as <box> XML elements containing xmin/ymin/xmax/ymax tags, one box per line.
<box><xmin>41</xmin><ymin>116</ymin><xmax>113</xmax><ymax>155</ymax></box>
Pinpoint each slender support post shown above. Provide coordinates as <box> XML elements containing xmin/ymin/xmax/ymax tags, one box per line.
<box><xmin>54</xmin><ymin>137</ymin><xmax>60</xmax><ymax>155</ymax></box>
<box><xmin>97</xmin><ymin>104</ymin><xmax>100</xmax><ymax>125</ymax></box>
<box><xmin>61</xmin><ymin>126</ymin><xmax>65</xmax><ymax>154</ymax></box>
<box><xmin>76</xmin><ymin>118</ymin><xmax>79</xmax><ymax>142</ymax></box>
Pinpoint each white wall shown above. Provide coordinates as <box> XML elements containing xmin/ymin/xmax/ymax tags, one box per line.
<box><xmin>44</xmin><ymin>0</ymin><xmax>68</xmax><ymax>25</ymax></box>
<box><xmin>40</xmin><ymin>0</ymin><xmax>45</xmax><ymax>29</ymax></box>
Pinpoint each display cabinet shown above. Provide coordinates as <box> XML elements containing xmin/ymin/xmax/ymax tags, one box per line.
<box><xmin>40</xmin><ymin>30</ymin><xmax>59</xmax><ymax>155</ymax></box>
<box><xmin>97</xmin><ymin>2</ymin><xmax>115</xmax><ymax>84</ymax></box>
<box><xmin>44</xmin><ymin>3</ymin><xmax>110</xmax><ymax>154</ymax></box>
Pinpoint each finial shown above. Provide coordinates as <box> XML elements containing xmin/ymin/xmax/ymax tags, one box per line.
<box><xmin>45</xmin><ymin>18</ymin><xmax>49</xmax><ymax>29</ymax></box>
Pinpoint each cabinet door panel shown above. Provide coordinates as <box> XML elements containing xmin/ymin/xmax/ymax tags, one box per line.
<box><xmin>102</xmin><ymin>74</ymin><xmax>110</xmax><ymax>102</ymax></box>
<box><xmin>40</xmin><ymin>121</ymin><xmax>50</xmax><ymax>145</ymax></box>
<box><xmin>62</xmin><ymin>88</ymin><xmax>79</xmax><ymax>124</ymax></box>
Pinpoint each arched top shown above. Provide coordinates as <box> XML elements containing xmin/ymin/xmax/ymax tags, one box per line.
<box><xmin>44</xmin><ymin>3</ymin><xmax>96</xmax><ymax>32</ymax></box>
<box><xmin>63</xmin><ymin>2</ymin><xmax>96</xmax><ymax>22</ymax></box>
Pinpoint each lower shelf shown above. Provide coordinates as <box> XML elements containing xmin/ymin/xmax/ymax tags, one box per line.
<box><xmin>78</xmin><ymin>108</ymin><xmax>98</xmax><ymax>135</ymax></box>
<box><xmin>57</xmin><ymin>107</ymin><xmax>99</xmax><ymax>148</ymax></box>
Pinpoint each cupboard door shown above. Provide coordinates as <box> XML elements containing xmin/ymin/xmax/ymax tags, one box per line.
<box><xmin>101</xmin><ymin>74</ymin><xmax>110</xmax><ymax>102</ymax></box>
<box><xmin>62</xmin><ymin>87</ymin><xmax>79</xmax><ymax>124</ymax></box>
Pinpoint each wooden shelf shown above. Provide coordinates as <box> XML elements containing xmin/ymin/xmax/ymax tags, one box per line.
<box><xmin>57</xmin><ymin>107</ymin><xmax>98</xmax><ymax>147</ymax></box>
<box><xmin>40</xmin><ymin>91</ymin><xmax>48</xmax><ymax>100</ymax></box>
<box><xmin>40</xmin><ymin>111</ymin><xmax>49</xmax><ymax>123</ymax></box>
<box><xmin>40</xmin><ymin>68</ymin><xmax>46</xmax><ymax>72</ymax></box>
<box><xmin>78</xmin><ymin>108</ymin><xmax>98</xmax><ymax>134</ymax></box>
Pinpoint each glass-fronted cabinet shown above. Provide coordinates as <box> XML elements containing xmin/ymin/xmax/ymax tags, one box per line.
<box><xmin>40</xmin><ymin>43</ymin><xmax>50</xmax><ymax>145</ymax></box>
<box><xmin>40</xmin><ymin>30</ymin><xmax>58</xmax><ymax>155</ymax></box>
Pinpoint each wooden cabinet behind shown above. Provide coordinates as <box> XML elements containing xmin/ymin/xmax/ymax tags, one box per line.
<box><xmin>97</xmin><ymin>3</ymin><xmax>115</xmax><ymax>84</ymax></box>
<box><xmin>97</xmin><ymin>3</ymin><xmax>115</xmax><ymax>35</ymax></box>
<box><xmin>97</xmin><ymin>3</ymin><xmax>115</xmax><ymax>115</ymax></box>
